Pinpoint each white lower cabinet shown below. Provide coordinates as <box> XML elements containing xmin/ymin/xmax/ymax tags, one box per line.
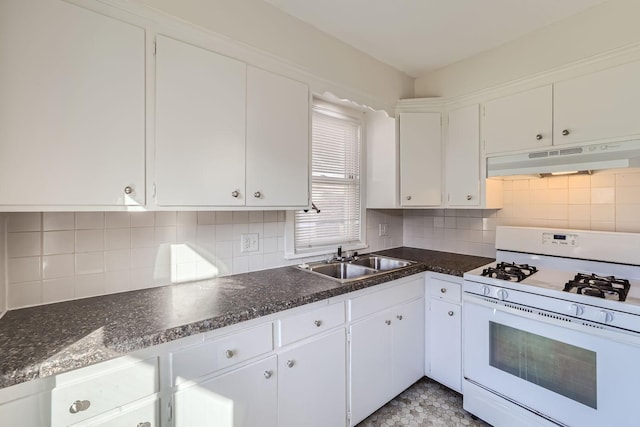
<box><xmin>75</xmin><ymin>397</ymin><xmax>159</xmax><ymax>427</ymax></box>
<box><xmin>426</xmin><ymin>275</ymin><xmax>462</xmax><ymax>393</ymax></box>
<box><xmin>173</xmin><ymin>356</ymin><xmax>277</xmax><ymax>427</ymax></box>
<box><xmin>350</xmin><ymin>278</ymin><xmax>425</xmax><ymax>425</ymax></box>
<box><xmin>278</xmin><ymin>329</ymin><xmax>347</xmax><ymax>427</ymax></box>
<box><xmin>0</xmin><ymin>389</ymin><xmax>51</xmax><ymax>427</ymax></box>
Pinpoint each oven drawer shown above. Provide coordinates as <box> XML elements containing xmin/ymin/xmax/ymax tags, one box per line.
<box><xmin>51</xmin><ymin>357</ymin><xmax>158</xmax><ymax>427</ymax></box>
<box><xmin>278</xmin><ymin>302</ymin><xmax>345</xmax><ymax>346</ymax></box>
<box><xmin>430</xmin><ymin>277</ymin><xmax>461</xmax><ymax>302</ymax></box>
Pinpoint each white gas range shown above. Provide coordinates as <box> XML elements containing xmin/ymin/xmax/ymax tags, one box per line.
<box><xmin>462</xmin><ymin>226</ymin><xmax>640</xmax><ymax>427</ymax></box>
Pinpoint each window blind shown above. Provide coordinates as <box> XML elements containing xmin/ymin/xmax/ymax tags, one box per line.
<box><xmin>294</xmin><ymin>104</ymin><xmax>362</xmax><ymax>251</ymax></box>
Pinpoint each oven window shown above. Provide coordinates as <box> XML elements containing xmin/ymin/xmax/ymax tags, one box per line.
<box><xmin>489</xmin><ymin>322</ymin><xmax>597</xmax><ymax>409</ymax></box>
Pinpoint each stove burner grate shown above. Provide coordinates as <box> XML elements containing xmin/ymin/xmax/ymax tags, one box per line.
<box><xmin>563</xmin><ymin>273</ymin><xmax>630</xmax><ymax>301</ymax></box>
<box><xmin>481</xmin><ymin>262</ymin><xmax>538</xmax><ymax>282</ymax></box>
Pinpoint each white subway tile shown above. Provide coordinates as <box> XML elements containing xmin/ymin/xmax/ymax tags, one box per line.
<box><xmin>196</xmin><ymin>225</ymin><xmax>216</xmax><ymax>243</ymax></box>
<box><xmin>8</xmin><ymin>256</ymin><xmax>41</xmax><ymax>283</ymax></box>
<box><xmin>215</xmin><ymin>241</ymin><xmax>233</xmax><ymax>258</ymax></box>
<box><xmin>131</xmin><ymin>227</ymin><xmax>155</xmax><ymax>248</ymax></box>
<box><xmin>131</xmin><ymin>211</ymin><xmax>155</xmax><ymax>227</ymax></box>
<box><xmin>76</xmin><ymin>229</ymin><xmax>104</xmax><ymax>252</ymax></box>
<box><xmin>591</xmin><ymin>173</ymin><xmax>615</xmax><ymax>188</ymax></box>
<box><xmin>196</xmin><ymin>211</ymin><xmax>216</xmax><ymax>225</ymax></box>
<box><xmin>177</xmin><ymin>211</ymin><xmax>198</xmax><ymax>225</ymax></box>
<box><xmin>616</xmin><ymin>222</ymin><xmax>640</xmax><ymax>232</ymax></box>
<box><xmin>7</xmin><ymin>212</ymin><xmax>41</xmax><ymax>232</ymax></box>
<box><xmin>248</xmin><ymin>254</ymin><xmax>264</xmax><ymax>271</ymax></box>
<box><xmin>105</xmin><ymin>212</ymin><xmax>130</xmax><ymax>228</ymax></box>
<box><xmin>43</xmin><ymin>231</ymin><xmax>74</xmax><ymax>255</ymax></box>
<box><xmin>105</xmin><ymin>270</ymin><xmax>132</xmax><ymax>294</ymax></box>
<box><xmin>42</xmin><ymin>277</ymin><xmax>75</xmax><ymax>303</ymax></box>
<box><xmin>156</xmin><ymin>211</ymin><xmax>177</xmax><ymax>226</ymax></box>
<box><xmin>75</xmin><ymin>252</ymin><xmax>104</xmax><ymax>275</ymax></box>
<box><xmin>568</xmin><ymin>188</ymin><xmax>590</xmax><ymax>204</ymax></box>
<box><xmin>512</xmin><ymin>179</ymin><xmax>530</xmax><ymax>191</ymax></box>
<box><xmin>75</xmin><ymin>273</ymin><xmax>105</xmax><ymax>298</ymax></box>
<box><xmin>43</xmin><ymin>212</ymin><xmax>74</xmax><ymax>231</ymax></box>
<box><xmin>616</xmin><ymin>204</ymin><xmax>640</xmax><ymax>223</ymax></box>
<box><xmin>568</xmin><ymin>205</ymin><xmax>591</xmax><ymax>222</ymax></box>
<box><xmin>232</xmin><ymin>223</ymin><xmax>249</xmax><ymax>239</ymax></box>
<box><xmin>131</xmin><ymin>247</ymin><xmax>157</xmax><ymax>269</ymax></box>
<box><xmin>232</xmin><ymin>256</ymin><xmax>249</xmax><ymax>274</ymax></box>
<box><xmin>249</xmin><ymin>222</ymin><xmax>263</xmax><ymax>235</ymax></box>
<box><xmin>591</xmin><ymin>187</ymin><xmax>615</xmax><ymax>204</ymax></box>
<box><xmin>263</xmin><ymin>237</ymin><xmax>278</xmax><ymax>254</ymax></box>
<box><xmin>177</xmin><ymin>224</ymin><xmax>197</xmax><ymax>243</ymax></box>
<box><xmin>616</xmin><ymin>171</ymin><xmax>640</xmax><ymax>187</ymax></box>
<box><xmin>43</xmin><ymin>254</ymin><xmax>74</xmax><ymax>279</ymax></box>
<box><xmin>8</xmin><ymin>281</ymin><xmax>42</xmax><ymax>308</ymax></box>
<box><xmin>264</xmin><ymin>211</ymin><xmax>278</xmax><ymax>222</ymax></box>
<box><xmin>7</xmin><ymin>232</ymin><xmax>41</xmax><ymax>258</ymax></box>
<box><xmin>215</xmin><ymin>224</ymin><xmax>233</xmax><ymax>241</ymax></box>
<box><xmin>591</xmin><ymin>204</ymin><xmax>615</xmax><ymax>222</ymax></box>
<box><xmin>105</xmin><ymin>249</ymin><xmax>131</xmax><ymax>271</ymax></box>
<box><xmin>530</xmin><ymin>178</ymin><xmax>548</xmax><ymax>190</ymax></box>
<box><xmin>105</xmin><ymin>228</ymin><xmax>130</xmax><ymax>250</ymax></box>
<box><xmin>232</xmin><ymin>211</ymin><xmax>249</xmax><ymax>224</ymax></box>
<box><xmin>75</xmin><ymin>212</ymin><xmax>104</xmax><ymax>229</ymax></box>
<box><xmin>548</xmin><ymin>176</ymin><xmax>568</xmax><ymax>189</ymax></box>
<box><xmin>249</xmin><ymin>211</ymin><xmax>264</xmax><ymax>223</ymax></box>
<box><xmin>590</xmin><ymin>221</ymin><xmax>615</xmax><ymax>231</ymax></box>
<box><xmin>616</xmin><ymin>186</ymin><xmax>640</xmax><ymax>204</ymax></box>
<box><xmin>568</xmin><ymin>174</ymin><xmax>591</xmax><ymax>188</ymax></box>
<box><xmin>216</xmin><ymin>211</ymin><xmax>233</xmax><ymax>224</ymax></box>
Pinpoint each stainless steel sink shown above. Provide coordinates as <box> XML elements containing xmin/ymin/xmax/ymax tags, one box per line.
<box><xmin>350</xmin><ymin>256</ymin><xmax>413</xmax><ymax>271</ymax></box>
<box><xmin>298</xmin><ymin>254</ymin><xmax>416</xmax><ymax>283</ymax></box>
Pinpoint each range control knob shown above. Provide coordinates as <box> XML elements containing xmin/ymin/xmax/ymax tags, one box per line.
<box><xmin>600</xmin><ymin>310</ymin><xmax>614</xmax><ymax>323</ymax></box>
<box><xmin>570</xmin><ymin>304</ymin><xmax>585</xmax><ymax>316</ymax></box>
<box><xmin>496</xmin><ymin>289</ymin><xmax>508</xmax><ymax>300</ymax></box>
<box><xmin>482</xmin><ymin>285</ymin><xmax>491</xmax><ymax>296</ymax></box>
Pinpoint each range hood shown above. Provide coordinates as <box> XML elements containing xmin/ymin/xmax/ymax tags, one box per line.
<box><xmin>487</xmin><ymin>139</ymin><xmax>640</xmax><ymax>177</ymax></box>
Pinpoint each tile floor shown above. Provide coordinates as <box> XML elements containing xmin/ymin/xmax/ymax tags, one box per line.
<box><xmin>356</xmin><ymin>377</ymin><xmax>492</xmax><ymax>427</ymax></box>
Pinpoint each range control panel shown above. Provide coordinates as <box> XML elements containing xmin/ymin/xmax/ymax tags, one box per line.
<box><xmin>542</xmin><ymin>232</ymin><xmax>577</xmax><ymax>246</ymax></box>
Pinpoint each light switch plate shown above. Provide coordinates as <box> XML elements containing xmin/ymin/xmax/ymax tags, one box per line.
<box><xmin>241</xmin><ymin>233</ymin><xmax>259</xmax><ymax>252</ymax></box>
<box><xmin>379</xmin><ymin>223</ymin><xmax>389</xmax><ymax>237</ymax></box>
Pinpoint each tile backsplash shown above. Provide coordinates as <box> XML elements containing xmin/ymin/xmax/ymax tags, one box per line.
<box><xmin>2</xmin><ymin>209</ymin><xmax>402</xmax><ymax>310</ymax></box>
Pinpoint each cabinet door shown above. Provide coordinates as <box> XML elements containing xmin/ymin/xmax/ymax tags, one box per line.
<box><xmin>554</xmin><ymin>60</ymin><xmax>640</xmax><ymax>146</ymax></box>
<box><xmin>76</xmin><ymin>398</ymin><xmax>158</xmax><ymax>427</ymax></box>
<box><xmin>483</xmin><ymin>85</ymin><xmax>552</xmax><ymax>154</ymax></box>
<box><xmin>391</xmin><ymin>298</ymin><xmax>425</xmax><ymax>397</ymax></box>
<box><xmin>246</xmin><ymin>66</ymin><xmax>310</xmax><ymax>207</ymax></box>
<box><xmin>446</xmin><ymin>105</ymin><xmax>480</xmax><ymax>206</ymax></box>
<box><xmin>174</xmin><ymin>356</ymin><xmax>277</xmax><ymax>427</ymax></box>
<box><xmin>350</xmin><ymin>311</ymin><xmax>393</xmax><ymax>425</ymax></box>
<box><xmin>366</xmin><ymin>110</ymin><xmax>398</xmax><ymax>208</ymax></box>
<box><xmin>278</xmin><ymin>329</ymin><xmax>347</xmax><ymax>427</ymax></box>
<box><xmin>0</xmin><ymin>0</ymin><xmax>145</xmax><ymax>206</ymax></box>
<box><xmin>429</xmin><ymin>299</ymin><xmax>462</xmax><ymax>392</ymax></box>
<box><xmin>0</xmin><ymin>391</ymin><xmax>50</xmax><ymax>427</ymax></box>
<box><xmin>399</xmin><ymin>112</ymin><xmax>442</xmax><ymax>206</ymax></box>
<box><xmin>155</xmin><ymin>35</ymin><xmax>246</xmax><ymax>206</ymax></box>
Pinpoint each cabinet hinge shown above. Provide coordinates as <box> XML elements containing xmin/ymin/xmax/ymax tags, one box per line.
<box><xmin>347</xmin><ymin>411</ymin><xmax>352</xmax><ymax>424</ymax></box>
<box><xmin>153</xmin><ymin>40</ymin><xmax>157</xmax><ymax>56</ymax></box>
<box><xmin>346</xmin><ymin>331</ymin><xmax>351</xmax><ymax>343</ymax></box>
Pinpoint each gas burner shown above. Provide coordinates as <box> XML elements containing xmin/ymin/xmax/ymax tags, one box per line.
<box><xmin>563</xmin><ymin>273</ymin><xmax>630</xmax><ymax>301</ymax></box>
<box><xmin>481</xmin><ymin>262</ymin><xmax>538</xmax><ymax>282</ymax></box>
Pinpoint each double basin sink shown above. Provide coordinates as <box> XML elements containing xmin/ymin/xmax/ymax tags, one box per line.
<box><xmin>298</xmin><ymin>255</ymin><xmax>416</xmax><ymax>283</ymax></box>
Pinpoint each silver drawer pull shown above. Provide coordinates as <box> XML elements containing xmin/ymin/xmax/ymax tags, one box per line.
<box><xmin>396</xmin><ymin>315</ymin><xmax>403</xmax><ymax>320</ymax></box>
<box><xmin>286</xmin><ymin>360</ymin><xmax>295</xmax><ymax>368</ymax></box>
<box><xmin>124</xmin><ymin>186</ymin><xmax>133</xmax><ymax>195</ymax></box>
<box><xmin>264</xmin><ymin>370</ymin><xmax>273</xmax><ymax>379</ymax></box>
<box><xmin>137</xmin><ymin>423</ymin><xmax>151</xmax><ymax>427</ymax></box>
<box><xmin>385</xmin><ymin>320</ymin><xmax>391</xmax><ymax>325</ymax></box>
<box><xmin>440</xmin><ymin>288</ymin><xmax>447</xmax><ymax>293</ymax></box>
<box><xmin>225</xmin><ymin>349</ymin><xmax>234</xmax><ymax>359</ymax></box>
<box><xmin>69</xmin><ymin>400</ymin><xmax>91</xmax><ymax>414</ymax></box>
<box><xmin>314</xmin><ymin>320</ymin><xmax>322</xmax><ymax>327</ymax></box>
<box><xmin>448</xmin><ymin>311</ymin><xmax>455</xmax><ymax>317</ymax></box>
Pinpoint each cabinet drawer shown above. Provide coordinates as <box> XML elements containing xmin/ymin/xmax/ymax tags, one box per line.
<box><xmin>172</xmin><ymin>323</ymin><xmax>273</xmax><ymax>385</ymax></box>
<box><xmin>350</xmin><ymin>277</ymin><xmax>424</xmax><ymax>321</ymax></box>
<box><xmin>279</xmin><ymin>302</ymin><xmax>345</xmax><ymax>346</ymax></box>
<box><xmin>72</xmin><ymin>397</ymin><xmax>159</xmax><ymax>427</ymax></box>
<box><xmin>51</xmin><ymin>357</ymin><xmax>158</xmax><ymax>427</ymax></box>
<box><xmin>430</xmin><ymin>278</ymin><xmax>461</xmax><ymax>302</ymax></box>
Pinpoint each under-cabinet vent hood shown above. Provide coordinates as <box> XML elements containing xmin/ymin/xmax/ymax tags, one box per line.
<box><xmin>487</xmin><ymin>139</ymin><xmax>640</xmax><ymax>177</ymax></box>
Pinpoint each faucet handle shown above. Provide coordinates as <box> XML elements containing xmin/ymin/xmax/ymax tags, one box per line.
<box><xmin>337</xmin><ymin>246</ymin><xmax>342</xmax><ymax>258</ymax></box>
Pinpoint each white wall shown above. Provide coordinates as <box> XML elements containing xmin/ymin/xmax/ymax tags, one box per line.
<box><xmin>135</xmin><ymin>0</ymin><xmax>414</xmax><ymax>111</ymax></box>
<box><xmin>415</xmin><ymin>0</ymin><xmax>640</xmax><ymax>98</ymax></box>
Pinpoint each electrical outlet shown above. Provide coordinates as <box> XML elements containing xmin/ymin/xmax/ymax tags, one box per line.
<box><xmin>378</xmin><ymin>223</ymin><xmax>389</xmax><ymax>237</ymax></box>
<box><xmin>241</xmin><ymin>233</ymin><xmax>259</xmax><ymax>252</ymax></box>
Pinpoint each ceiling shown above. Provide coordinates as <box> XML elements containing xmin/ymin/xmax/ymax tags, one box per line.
<box><xmin>263</xmin><ymin>0</ymin><xmax>610</xmax><ymax>77</ymax></box>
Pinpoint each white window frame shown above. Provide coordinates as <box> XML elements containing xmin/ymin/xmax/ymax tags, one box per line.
<box><xmin>285</xmin><ymin>98</ymin><xmax>367</xmax><ymax>259</ymax></box>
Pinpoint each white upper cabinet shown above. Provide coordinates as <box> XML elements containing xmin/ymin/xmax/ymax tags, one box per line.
<box><xmin>483</xmin><ymin>85</ymin><xmax>553</xmax><ymax>154</ymax></box>
<box><xmin>0</xmin><ymin>0</ymin><xmax>146</xmax><ymax>207</ymax></box>
<box><xmin>399</xmin><ymin>112</ymin><xmax>442</xmax><ymax>207</ymax></box>
<box><xmin>366</xmin><ymin>111</ymin><xmax>398</xmax><ymax>208</ymax></box>
<box><xmin>246</xmin><ymin>66</ymin><xmax>310</xmax><ymax>207</ymax></box>
<box><xmin>553</xmin><ymin>60</ymin><xmax>640</xmax><ymax>146</ymax></box>
<box><xmin>154</xmin><ymin>37</ymin><xmax>310</xmax><ymax>209</ymax></box>
<box><xmin>445</xmin><ymin>105</ymin><xmax>480</xmax><ymax>206</ymax></box>
<box><xmin>155</xmin><ymin>35</ymin><xmax>246</xmax><ymax>207</ymax></box>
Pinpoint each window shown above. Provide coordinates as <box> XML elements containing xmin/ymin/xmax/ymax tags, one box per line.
<box><xmin>287</xmin><ymin>99</ymin><xmax>365</xmax><ymax>257</ymax></box>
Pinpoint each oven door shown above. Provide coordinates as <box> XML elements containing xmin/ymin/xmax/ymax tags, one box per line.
<box><xmin>463</xmin><ymin>293</ymin><xmax>640</xmax><ymax>427</ymax></box>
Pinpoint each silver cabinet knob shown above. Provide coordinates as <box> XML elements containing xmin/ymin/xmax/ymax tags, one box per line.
<box><xmin>406</xmin><ymin>195</ymin><xmax>412</xmax><ymax>201</ymax></box>
<box><xmin>69</xmin><ymin>400</ymin><xmax>91</xmax><ymax>414</ymax></box>
<box><xmin>231</xmin><ymin>190</ymin><xmax>239</xmax><ymax>198</ymax></box>
<box><xmin>385</xmin><ymin>320</ymin><xmax>391</xmax><ymax>325</ymax></box>
<box><xmin>448</xmin><ymin>311</ymin><xmax>455</xmax><ymax>317</ymax></box>
<box><xmin>124</xmin><ymin>186</ymin><xmax>133</xmax><ymax>195</ymax></box>
<box><xmin>264</xmin><ymin>370</ymin><xmax>273</xmax><ymax>379</ymax></box>
<box><xmin>314</xmin><ymin>320</ymin><xmax>322</xmax><ymax>327</ymax></box>
<box><xmin>225</xmin><ymin>349</ymin><xmax>234</xmax><ymax>359</ymax></box>
<box><xmin>536</xmin><ymin>134</ymin><xmax>543</xmax><ymax>140</ymax></box>
<box><xmin>396</xmin><ymin>315</ymin><xmax>403</xmax><ymax>320</ymax></box>
<box><xmin>440</xmin><ymin>288</ymin><xmax>447</xmax><ymax>293</ymax></box>
<box><xmin>254</xmin><ymin>191</ymin><xmax>261</xmax><ymax>198</ymax></box>
<box><xmin>137</xmin><ymin>423</ymin><xmax>151</xmax><ymax>427</ymax></box>
<box><xmin>466</xmin><ymin>195</ymin><xmax>472</xmax><ymax>201</ymax></box>
<box><xmin>562</xmin><ymin>129</ymin><xmax>570</xmax><ymax>136</ymax></box>
<box><xmin>286</xmin><ymin>360</ymin><xmax>295</xmax><ymax>368</ymax></box>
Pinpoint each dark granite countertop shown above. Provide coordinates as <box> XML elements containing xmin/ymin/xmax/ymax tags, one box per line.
<box><xmin>0</xmin><ymin>247</ymin><xmax>493</xmax><ymax>389</ymax></box>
